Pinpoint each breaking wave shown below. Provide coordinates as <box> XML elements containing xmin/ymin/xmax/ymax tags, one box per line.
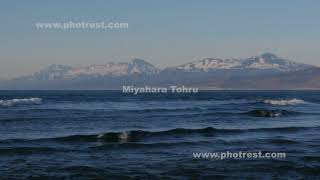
<box><xmin>0</xmin><ymin>97</ymin><xmax>42</xmax><ymax>107</ymax></box>
<box><xmin>51</xmin><ymin>127</ymin><xmax>220</xmax><ymax>143</ymax></box>
<box><xmin>3</xmin><ymin>126</ymin><xmax>314</xmax><ymax>144</ymax></box>
<box><xmin>261</xmin><ymin>98</ymin><xmax>306</xmax><ymax>106</ymax></box>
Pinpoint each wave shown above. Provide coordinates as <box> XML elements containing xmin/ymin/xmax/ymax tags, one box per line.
<box><xmin>0</xmin><ymin>97</ymin><xmax>42</xmax><ymax>107</ymax></box>
<box><xmin>1</xmin><ymin>126</ymin><xmax>316</xmax><ymax>145</ymax></box>
<box><xmin>26</xmin><ymin>126</ymin><xmax>314</xmax><ymax>143</ymax></box>
<box><xmin>91</xmin><ymin>140</ymin><xmax>215</xmax><ymax>150</ymax></box>
<box><xmin>52</xmin><ymin>127</ymin><xmax>221</xmax><ymax>143</ymax></box>
<box><xmin>261</xmin><ymin>98</ymin><xmax>306</xmax><ymax>106</ymax></box>
<box><xmin>242</xmin><ymin>109</ymin><xmax>300</xmax><ymax>117</ymax></box>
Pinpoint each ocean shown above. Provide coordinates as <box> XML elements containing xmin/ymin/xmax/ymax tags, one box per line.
<box><xmin>0</xmin><ymin>91</ymin><xmax>319</xmax><ymax>179</ymax></box>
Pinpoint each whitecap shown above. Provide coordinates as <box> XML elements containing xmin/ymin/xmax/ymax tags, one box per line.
<box><xmin>262</xmin><ymin>98</ymin><xmax>306</xmax><ymax>106</ymax></box>
<box><xmin>118</xmin><ymin>132</ymin><xmax>130</xmax><ymax>141</ymax></box>
<box><xmin>0</xmin><ymin>97</ymin><xmax>42</xmax><ymax>107</ymax></box>
<box><xmin>97</xmin><ymin>131</ymin><xmax>131</xmax><ymax>143</ymax></box>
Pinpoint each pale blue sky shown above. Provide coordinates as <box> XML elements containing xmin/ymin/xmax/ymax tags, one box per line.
<box><xmin>0</xmin><ymin>0</ymin><xmax>319</xmax><ymax>78</ymax></box>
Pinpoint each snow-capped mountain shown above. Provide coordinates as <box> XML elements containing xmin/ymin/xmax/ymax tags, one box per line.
<box><xmin>66</xmin><ymin>58</ymin><xmax>159</xmax><ymax>77</ymax></box>
<box><xmin>239</xmin><ymin>53</ymin><xmax>313</xmax><ymax>71</ymax></box>
<box><xmin>21</xmin><ymin>58</ymin><xmax>159</xmax><ymax>80</ymax></box>
<box><xmin>169</xmin><ymin>53</ymin><xmax>313</xmax><ymax>72</ymax></box>
<box><xmin>21</xmin><ymin>53</ymin><xmax>314</xmax><ymax>81</ymax></box>
<box><xmin>170</xmin><ymin>58</ymin><xmax>241</xmax><ymax>72</ymax></box>
<box><xmin>23</xmin><ymin>64</ymin><xmax>72</xmax><ymax>80</ymax></box>
<box><xmin>5</xmin><ymin>53</ymin><xmax>319</xmax><ymax>90</ymax></box>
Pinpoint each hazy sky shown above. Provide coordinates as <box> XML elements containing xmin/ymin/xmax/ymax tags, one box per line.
<box><xmin>0</xmin><ymin>0</ymin><xmax>320</xmax><ymax>78</ymax></box>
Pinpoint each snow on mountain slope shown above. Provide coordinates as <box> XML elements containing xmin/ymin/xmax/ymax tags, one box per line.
<box><xmin>240</xmin><ymin>53</ymin><xmax>312</xmax><ymax>71</ymax></box>
<box><xmin>67</xmin><ymin>59</ymin><xmax>159</xmax><ymax>77</ymax></box>
<box><xmin>174</xmin><ymin>58</ymin><xmax>241</xmax><ymax>72</ymax></box>
<box><xmin>67</xmin><ymin>63</ymin><xmax>130</xmax><ymax>77</ymax></box>
<box><xmin>17</xmin><ymin>53</ymin><xmax>316</xmax><ymax>81</ymax></box>
<box><xmin>170</xmin><ymin>53</ymin><xmax>314</xmax><ymax>72</ymax></box>
<box><xmin>127</xmin><ymin>59</ymin><xmax>159</xmax><ymax>75</ymax></box>
<box><xmin>22</xmin><ymin>58</ymin><xmax>159</xmax><ymax>80</ymax></box>
<box><xmin>27</xmin><ymin>64</ymin><xmax>72</xmax><ymax>80</ymax></box>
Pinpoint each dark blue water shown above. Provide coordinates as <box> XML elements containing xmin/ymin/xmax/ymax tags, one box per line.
<box><xmin>0</xmin><ymin>91</ymin><xmax>320</xmax><ymax>179</ymax></box>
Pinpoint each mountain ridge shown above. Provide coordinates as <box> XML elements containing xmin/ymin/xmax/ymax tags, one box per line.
<box><xmin>18</xmin><ymin>58</ymin><xmax>160</xmax><ymax>81</ymax></box>
<box><xmin>169</xmin><ymin>53</ymin><xmax>313</xmax><ymax>73</ymax></box>
<box><xmin>2</xmin><ymin>53</ymin><xmax>320</xmax><ymax>90</ymax></box>
<box><xmin>15</xmin><ymin>53</ymin><xmax>316</xmax><ymax>81</ymax></box>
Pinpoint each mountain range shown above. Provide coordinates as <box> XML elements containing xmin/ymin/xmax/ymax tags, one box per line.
<box><xmin>1</xmin><ymin>53</ymin><xmax>319</xmax><ymax>90</ymax></box>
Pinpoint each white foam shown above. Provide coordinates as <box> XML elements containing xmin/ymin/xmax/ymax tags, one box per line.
<box><xmin>262</xmin><ymin>98</ymin><xmax>306</xmax><ymax>106</ymax></box>
<box><xmin>118</xmin><ymin>132</ymin><xmax>130</xmax><ymax>141</ymax></box>
<box><xmin>97</xmin><ymin>131</ymin><xmax>130</xmax><ymax>142</ymax></box>
<box><xmin>97</xmin><ymin>134</ymin><xmax>104</xmax><ymax>138</ymax></box>
<box><xmin>0</xmin><ymin>97</ymin><xmax>42</xmax><ymax>107</ymax></box>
